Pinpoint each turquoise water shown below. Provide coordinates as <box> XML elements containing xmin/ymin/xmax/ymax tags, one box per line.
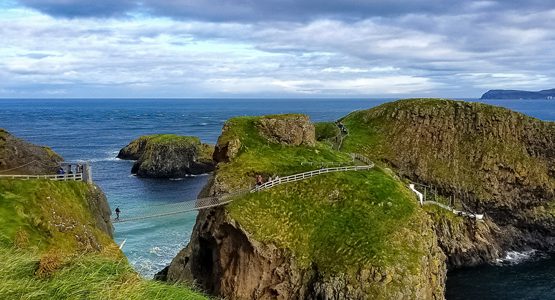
<box><xmin>0</xmin><ymin>98</ymin><xmax>553</xmax><ymax>298</ymax></box>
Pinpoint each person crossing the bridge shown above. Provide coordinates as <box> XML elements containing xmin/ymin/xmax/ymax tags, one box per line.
<box><xmin>256</xmin><ymin>174</ymin><xmax>263</xmax><ymax>185</ymax></box>
<box><xmin>115</xmin><ymin>206</ymin><xmax>121</xmax><ymax>221</ymax></box>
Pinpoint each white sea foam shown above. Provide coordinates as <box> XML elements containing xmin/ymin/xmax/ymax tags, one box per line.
<box><xmin>495</xmin><ymin>250</ymin><xmax>539</xmax><ymax>265</ymax></box>
<box><xmin>89</xmin><ymin>150</ymin><xmax>125</xmax><ymax>162</ymax></box>
<box><xmin>89</xmin><ymin>157</ymin><xmax>123</xmax><ymax>163</ymax></box>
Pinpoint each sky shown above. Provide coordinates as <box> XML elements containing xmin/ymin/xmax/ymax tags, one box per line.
<box><xmin>0</xmin><ymin>0</ymin><xmax>554</xmax><ymax>98</ymax></box>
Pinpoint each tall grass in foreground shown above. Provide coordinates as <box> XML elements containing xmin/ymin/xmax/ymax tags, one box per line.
<box><xmin>0</xmin><ymin>247</ymin><xmax>206</xmax><ymax>300</ymax></box>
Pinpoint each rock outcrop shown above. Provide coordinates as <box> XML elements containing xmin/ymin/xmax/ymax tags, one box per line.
<box><xmin>118</xmin><ymin>134</ymin><xmax>215</xmax><ymax>178</ymax></box>
<box><xmin>0</xmin><ymin>129</ymin><xmax>62</xmax><ymax>174</ymax></box>
<box><xmin>164</xmin><ymin>206</ymin><xmax>445</xmax><ymax>300</ymax></box>
<box><xmin>342</xmin><ymin>99</ymin><xmax>555</xmax><ymax>267</ymax></box>
<box><xmin>161</xmin><ymin>113</ymin><xmax>446</xmax><ymax>299</ymax></box>
<box><xmin>0</xmin><ymin>129</ymin><xmax>113</xmax><ymax>241</ymax></box>
<box><xmin>256</xmin><ymin>114</ymin><xmax>316</xmax><ymax>146</ymax></box>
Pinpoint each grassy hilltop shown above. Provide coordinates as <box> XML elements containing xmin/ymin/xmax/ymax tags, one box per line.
<box><xmin>0</xmin><ymin>176</ymin><xmax>206</xmax><ymax>299</ymax></box>
<box><xmin>171</xmin><ymin>112</ymin><xmax>445</xmax><ymax>299</ymax></box>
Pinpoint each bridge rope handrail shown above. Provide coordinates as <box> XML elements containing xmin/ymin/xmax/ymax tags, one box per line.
<box><xmin>115</xmin><ymin>156</ymin><xmax>375</xmax><ymax>223</ymax></box>
<box><xmin>0</xmin><ymin>160</ymin><xmax>41</xmax><ymax>174</ymax></box>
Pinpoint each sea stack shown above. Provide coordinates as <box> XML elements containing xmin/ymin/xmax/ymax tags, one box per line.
<box><xmin>117</xmin><ymin>134</ymin><xmax>215</xmax><ymax>178</ymax></box>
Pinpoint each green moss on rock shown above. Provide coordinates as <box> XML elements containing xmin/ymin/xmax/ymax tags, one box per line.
<box><xmin>167</xmin><ymin>112</ymin><xmax>446</xmax><ymax>299</ymax></box>
<box><xmin>118</xmin><ymin>134</ymin><xmax>215</xmax><ymax>178</ymax></box>
<box><xmin>341</xmin><ymin>98</ymin><xmax>555</xmax><ymax>264</ymax></box>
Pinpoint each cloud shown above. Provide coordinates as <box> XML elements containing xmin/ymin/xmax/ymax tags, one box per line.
<box><xmin>18</xmin><ymin>0</ymin><xmax>136</xmax><ymax>17</ymax></box>
<box><xmin>1</xmin><ymin>2</ymin><xmax>555</xmax><ymax>97</ymax></box>
<box><xmin>15</xmin><ymin>0</ymin><xmax>555</xmax><ymax>21</ymax></box>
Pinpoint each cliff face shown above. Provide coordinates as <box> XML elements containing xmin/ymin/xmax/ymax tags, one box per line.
<box><xmin>0</xmin><ymin>129</ymin><xmax>62</xmax><ymax>174</ymax></box>
<box><xmin>162</xmin><ymin>114</ymin><xmax>446</xmax><ymax>299</ymax></box>
<box><xmin>118</xmin><ymin>134</ymin><xmax>215</xmax><ymax>178</ymax></box>
<box><xmin>342</xmin><ymin>99</ymin><xmax>555</xmax><ymax>267</ymax></box>
<box><xmin>166</xmin><ymin>207</ymin><xmax>445</xmax><ymax>300</ymax></box>
<box><xmin>0</xmin><ymin>129</ymin><xmax>113</xmax><ymax>243</ymax></box>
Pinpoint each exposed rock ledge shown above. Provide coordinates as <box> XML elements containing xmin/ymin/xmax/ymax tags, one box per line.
<box><xmin>117</xmin><ymin>134</ymin><xmax>215</xmax><ymax>178</ymax></box>
<box><xmin>0</xmin><ymin>128</ymin><xmax>62</xmax><ymax>174</ymax></box>
<box><xmin>160</xmin><ymin>207</ymin><xmax>445</xmax><ymax>300</ymax></box>
<box><xmin>158</xmin><ymin>113</ymin><xmax>446</xmax><ymax>300</ymax></box>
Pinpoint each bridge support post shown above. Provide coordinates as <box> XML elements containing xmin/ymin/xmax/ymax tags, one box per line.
<box><xmin>83</xmin><ymin>162</ymin><xmax>93</xmax><ymax>184</ymax></box>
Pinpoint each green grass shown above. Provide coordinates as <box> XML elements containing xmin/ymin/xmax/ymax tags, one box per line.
<box><xmin>0</xmin><ymin>180</ymin><xmax>111</xmax><ymax>252</ymax></box>
<box><xmin>340</xmin><ymin>98</ymin><xmax>555</xmax><ymax>201</ymax></box>
<box><xmin>0</xmin><ymin>179</ymin><xmax>207</xmax><ymax>300</ymax></box>
<box><xmin>228</xmin><ymin>169</ymin><xmax>424</xmax><ymax>275</ymax></box>
<box><xmin>315</xmin><ymin>122</ymin><xmax>340</xmax><ymax>141</ymax></box>
<box><xmin>212</xmin><ymin>114</ymin><xmax>433</xmax><ymax>277</ymax></box>
<box><xmin>0</xmin><ymin>247</ymin><xmax>206</xmax><ymax>300</ymax></box>
<box><xmin>143</xmin><ymin>134</ymin><xmax>201</xmax><ymax>146</ymax></box>
<box><xmin>215</xmin><ymin>116</ymin><xmax>353</xmax><ymax>190</ymax></box>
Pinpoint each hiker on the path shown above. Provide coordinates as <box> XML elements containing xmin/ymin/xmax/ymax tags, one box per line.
<box><xmin>256</xmin><ymin>175</ymin><xmax>263</xmax><ymax>186</ymax></box>
<box><xmin>115</xmin><ymin>207</ymin><xmax>121</xmax><ymax>221</ymax></box>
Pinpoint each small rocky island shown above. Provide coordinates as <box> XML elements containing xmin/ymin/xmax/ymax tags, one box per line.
<box><xmin>117</xmin><ymin>134</ymin><xmax>215</xmax><ymax>178</ymax></box>
<box><xmin>157</xmin><ymin>99</ymin><xmax>554</xmax><ymax>300</ymax></box>
<box><xmin>481</xmin><ymin>88</ymin><xmax>555</xmax><ymax>99</ymax></box>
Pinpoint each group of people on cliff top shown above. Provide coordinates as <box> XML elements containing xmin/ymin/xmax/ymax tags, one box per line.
<box><xmin>56</xmin><ymin>164</ymin><xmax>84</xmax><ymax>176</ymax></box>
<box><xmin>255</xmin><ymin>174</ymin><xmax>281</xmax><ymax>188</ymax></box>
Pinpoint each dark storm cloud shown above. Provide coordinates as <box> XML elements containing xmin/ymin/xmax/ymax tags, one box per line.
<box><xmin>15</xmin><ymin>0</ymin><xmax>555</xmax><ymax>21</ymax></box>
<box><xmin>17</xmin><ymin>0</ymin><xmax>136</xmax><ymax>17</ymax></box>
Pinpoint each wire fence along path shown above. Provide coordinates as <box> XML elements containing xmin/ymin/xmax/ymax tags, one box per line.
<box><xmin>409</xmin><ymin>183</ymin><xmax>484</xmax><ymax>220</ymax></box>
<box><xmin>0</xmin><ymin>161</ymin><xmax>92</xmax><ymax>183</ymax></box>
<box><xmin>253</xmin><ymin>165</ymin><xmax>373</xmax><ymax>192</ymax></box>
<box><xmin>115</xmin><ymin>157</ymin><xmax>375</xmax><ymax>223</ymax></box>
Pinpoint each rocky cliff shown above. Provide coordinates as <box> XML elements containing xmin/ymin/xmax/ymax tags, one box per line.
<box><xmin>0</xmin><ymin>129</ymin><xmax>62</xmax><ymax>174</ymax></box>
<box><xmin>0</xmin><ymin>131</ymin><xmax>205</xmax><ymax>299</ymax></box>
<box><xmin>0</xmin><ymin>129</ymin><xmax>113</xmax><ymax>240</ymax></box>
<box><xmin>118</xmin><ymin>134</ymin><xmax>215</xmax><ymax>178</ymax></box>
<box><xmin>161</xmin><ymin>114</ymin><xmax>446</xmax><ymax>299</ymax></box>
<box><xmin>341</xmin><ymin>98</ymin><xmax>555</xmax><ymax>267</ymax></box>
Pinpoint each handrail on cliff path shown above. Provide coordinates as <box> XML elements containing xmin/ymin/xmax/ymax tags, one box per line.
<box><xmin>114</xmin><ymin>154</ymin><xmax>375</xmax><ymax>223</ymax></box>
<box><xmin>0</xmin><ymin>160</ymin><xmax>93</xmax><ymax>183</ymax></box>
<box><xmin>408</xmin><ymin>183</ymin><xmax>484</xmax><ymax>221</ymax></box>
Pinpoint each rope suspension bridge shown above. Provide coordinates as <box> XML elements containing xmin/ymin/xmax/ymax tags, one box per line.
<box><xmin>114</xmin><ymin>159</ymin><xmax>375</xmax><ymax>223</ymax></box>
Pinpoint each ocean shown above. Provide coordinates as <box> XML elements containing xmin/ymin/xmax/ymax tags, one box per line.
<box><xmin>0</xmin><ymin>98</ymin><xmax>553</xmax><ymax>299</ymax></box>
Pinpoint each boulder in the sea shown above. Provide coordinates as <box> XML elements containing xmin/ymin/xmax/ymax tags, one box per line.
<box><xmin>118</xmin><ymin>134</ymin><xmax>215</xmax><ymax>178</ymax></box>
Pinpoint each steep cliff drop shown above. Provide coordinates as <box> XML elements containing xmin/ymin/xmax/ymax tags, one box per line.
<box><xmin>0</xmin><ymin>129</ymin><xmax>206</xmax><ymax>299</ymax></box>
<box><xmin>340</xmin><ymin>98</ymin><xmax>555</xmax><ymax>268</ymax></box>
<box><xmin>0</xmin><ymin>129</ymin><xmax>62</xmax><ymax>175</ymax></box>
<box><xmin>161</xmin><ymin>114</ymin><xmax>446</xmax><ymax>299</ymax></box>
